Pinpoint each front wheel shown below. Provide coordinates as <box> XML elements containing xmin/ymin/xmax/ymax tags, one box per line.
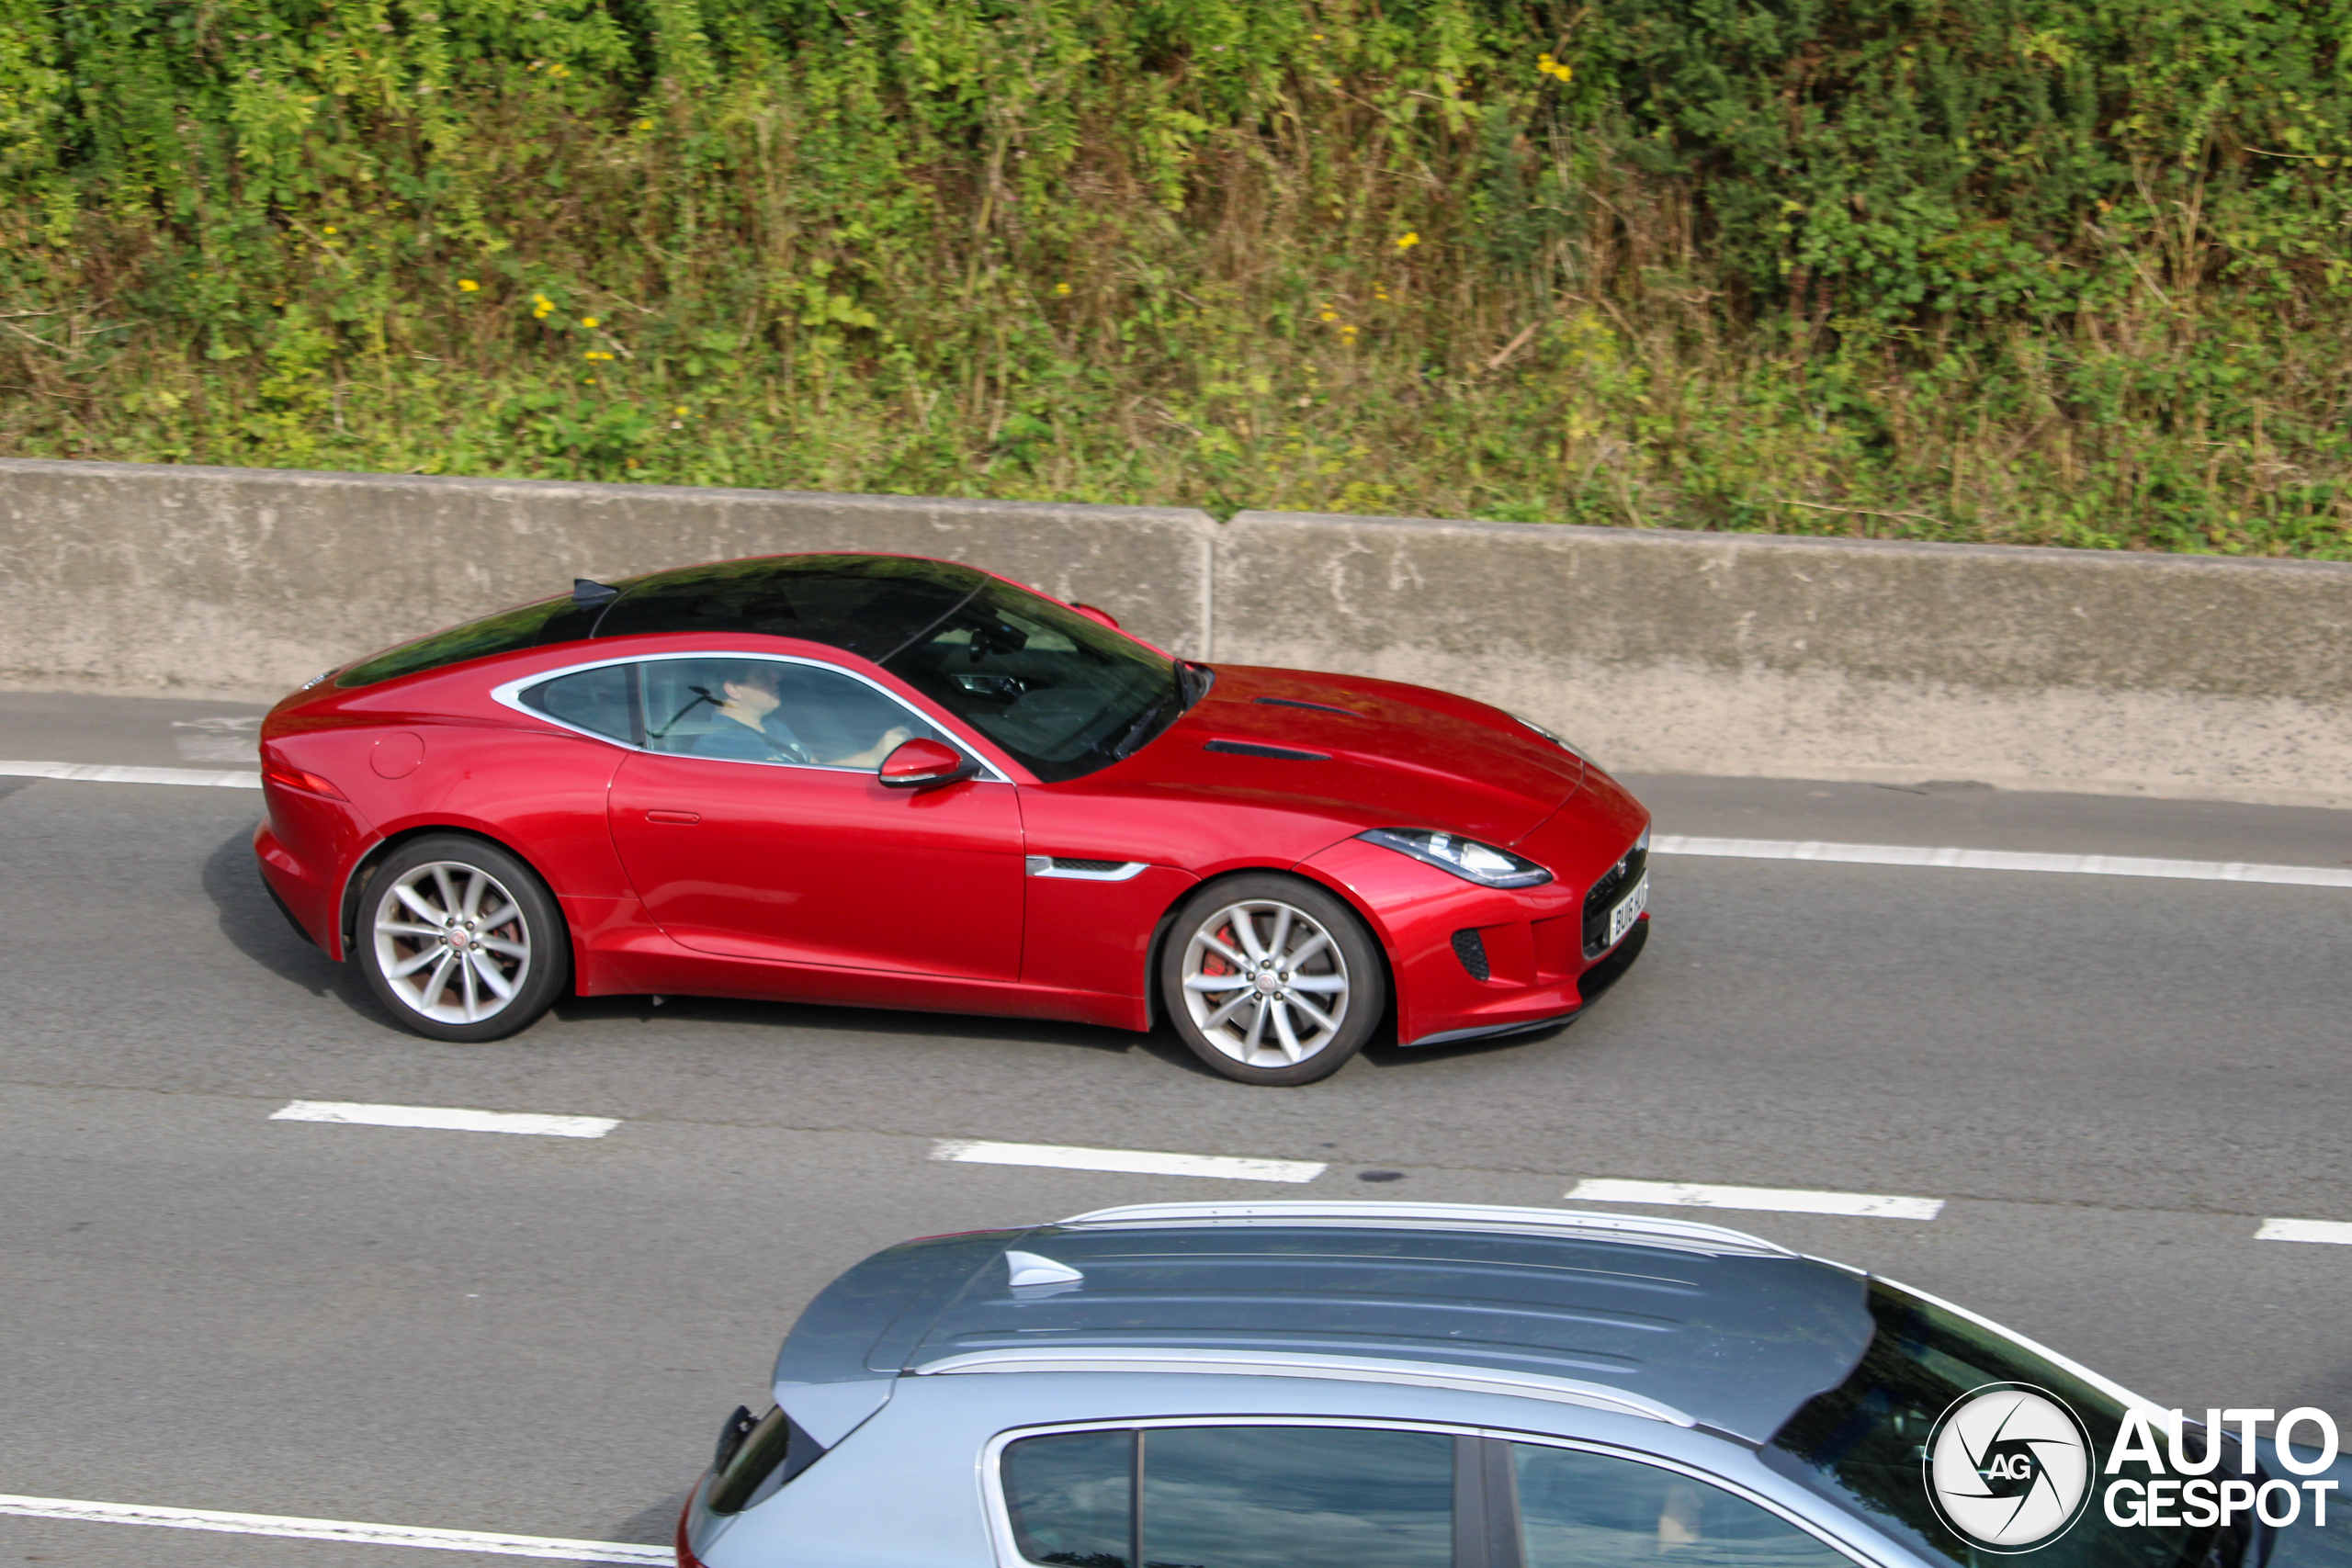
<box><xmin>1159</xmin><ymin>874</ymin><xmax>1385</xmax><ymax>1086</ymax></box>
<box><xmin>356</xmin><ymin>835</ymin><xmax>570</xmax><ymax>1043</ymax></box>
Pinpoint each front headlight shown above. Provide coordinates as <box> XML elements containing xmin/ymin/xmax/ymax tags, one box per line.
<box><xmin>1359</xmin><ymin>828</ymin><xmax>1553</xmax><ymax>889</ymax></box>
<box><xmin>1509</xmin><ymin>710</ymin><xmax>1602</xmax><ymax>770</ymax></box>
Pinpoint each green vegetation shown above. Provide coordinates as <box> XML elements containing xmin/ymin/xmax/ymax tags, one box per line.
<box><xmin>2</xmin><ymin>0</ymin><xmax>2347</xmax><ymax>553</ymax></box>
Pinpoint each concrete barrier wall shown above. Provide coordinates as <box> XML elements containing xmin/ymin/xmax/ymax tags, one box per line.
<box><xmin>6</xmin><ymin>457</ymin><xmax>2351</xmax><ymax>807</ymax></box>
<box><xmin>0</xmin><ymin>458</ymin><xmax>1216</xmax><ymax>697</ymax></box>
<box><xmin>1218</xmin><ymin>511</ymin><xmax>2352</xmax><ymax>808</ymax></box>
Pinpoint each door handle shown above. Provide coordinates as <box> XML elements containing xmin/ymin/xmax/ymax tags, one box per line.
<box><xmin>645</xmin><ymin>809</ymin><xmax>701</xmax><ymax>825</ymax></box>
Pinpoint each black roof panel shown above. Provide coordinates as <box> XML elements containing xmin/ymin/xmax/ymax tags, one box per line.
<box><xmin>588</xmin><ymin>554</ymin><xmax>985</xmax><ymax>660</ymax></box>
<box><xmin>338</xmin><ymin>553</ymin><xmax>984</xmax><ymax>688</ymax></box>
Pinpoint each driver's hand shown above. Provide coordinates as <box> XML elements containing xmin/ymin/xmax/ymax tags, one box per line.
<box><xmin>879</xmin><ymin>726</ymin><xmax>912</xmax><ymax>750</ymax></box>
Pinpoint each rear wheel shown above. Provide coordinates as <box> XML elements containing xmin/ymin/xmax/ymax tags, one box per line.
<box><xmin>356</xmin><ymin>835</ymin><xmax>569</xmax><ymax>1043</ymax></box>
<box><xmin>1159</xmin><ymin>874</ymin><xmax>1385</xmax><ymax>1086</ymax></box>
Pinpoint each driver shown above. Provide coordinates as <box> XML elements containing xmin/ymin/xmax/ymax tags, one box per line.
<box><xmin>694</xmin><ymin>662</ymin><xmax>913</xmax><ymax>768</ymax></box>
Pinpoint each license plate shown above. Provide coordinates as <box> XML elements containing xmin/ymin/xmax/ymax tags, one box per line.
<box><xmin>1605</xmin><ymin>871</ymin><xmax>1649</xmax><ymax>947</ymax></box>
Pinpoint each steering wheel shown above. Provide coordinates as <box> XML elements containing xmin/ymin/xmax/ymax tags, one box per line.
<box><xmin>765</xmin><ymin>720</ymin><xmax>814</xmax><ymax>765</ymax></box>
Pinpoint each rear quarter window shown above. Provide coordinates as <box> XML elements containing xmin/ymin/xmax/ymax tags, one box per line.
<box><xmin>520</xmin><ymin>665</ymin><xmax>639</xmax><ymax>745</ymax></box>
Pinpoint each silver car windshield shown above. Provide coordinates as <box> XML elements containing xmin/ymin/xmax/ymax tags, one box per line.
<box><xmin>1764</xmin><ymin>1279</ymin><xmax>2251</xmax><ymax>1568</ymax></box>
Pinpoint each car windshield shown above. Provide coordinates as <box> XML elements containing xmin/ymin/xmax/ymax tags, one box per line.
<box><xmin>1764</xmin><ymin>1279</ymin><xmax>2250</xmax><ymax>1568</ymax></box>
<box><xmin>881</xmin><ymin>580</ymin><xmax>1182</xmax><ymax>782</ymax></box>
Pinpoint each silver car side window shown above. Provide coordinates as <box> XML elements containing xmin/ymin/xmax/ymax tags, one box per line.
<box><xmin>999</xmin><ymin>1424</ymin><xmax>1453</xmax><ymax>1568</ymax></box>
<box><xmin>1512</xmin><ymin>1444</ymin><xmax>1853</xmax><ymax>1568</ymax></box>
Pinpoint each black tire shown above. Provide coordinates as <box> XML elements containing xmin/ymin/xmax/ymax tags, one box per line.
<box><xmin>1159</xmin><ymin>874</ymin><xmax>1386</xmax><ymax>1086</ymax></box>
<box><xmin>354</xmin><ymin>834</ymin><xmax>570</xmax><ymax>1043</ymax></box>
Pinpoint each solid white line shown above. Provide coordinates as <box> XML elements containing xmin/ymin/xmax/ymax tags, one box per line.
<box><xmin>1566</xmin><ymin>1178</ymin><xmax>1945</xmax><ymax>1221</ymax></box>
<box><xmin>1652</xmin><ymin>835</ymin><xmax>2352</xmax><ymax>888</ymax></box>
<box><xmin>933</xmin><ymin>1139</ymin><xmax>1327</xmax><ymax>1183</ymax></box>
<box><xmin>0</xmin><ymin>759</ymin><xmax>261</xmax><ymax>789</ymax></box>
<box><xmin>2256</xmin><ymin>1217</ymin><xmax>2352</xmax><ymax>1245</ymax></box>
<box><xmin>0</xmin><ymin>1495</ymin><xmax>668</xmax><ymax>1563</ymax></box>
<box><xmin>270</xmin><ymin>1101</ymin><xmax>619</xmax><ymax>1139</ymax></box>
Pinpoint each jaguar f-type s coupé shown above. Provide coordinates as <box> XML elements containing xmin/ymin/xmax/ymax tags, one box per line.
<box><xmin>254</xmin><ymin>552</ymin><xmax>1650</xmax><ymax>1084</ymax></box>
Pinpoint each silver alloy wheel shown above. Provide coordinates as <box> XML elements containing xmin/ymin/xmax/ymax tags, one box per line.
<box><xmin>1179</xmin><ymin>897</ymin><xmax>1351</xmax><ymax>1068</ymax></box>
<box><xmin>370</xmin><ymin>860</ymin><xmax>534</xmax><ymax>1025</ymax></box>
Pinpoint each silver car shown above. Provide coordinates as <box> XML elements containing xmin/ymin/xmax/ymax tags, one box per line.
<box><xmin>678</xmin><ymin>1201</ymin><xmax>2346</xmax><ymax>1568</ymax></box>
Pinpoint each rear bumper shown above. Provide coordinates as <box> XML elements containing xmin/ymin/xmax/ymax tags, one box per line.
<box><xmin>253</xmin><ymin>781</ymin><xmax>373</xmax><ymax>958</ymax></box>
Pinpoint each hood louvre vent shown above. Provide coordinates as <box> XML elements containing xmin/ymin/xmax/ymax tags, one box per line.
<box><xmin>1252</xmin><ymin>696</ymin><xmax>1357</xmax><ymax>717</ymax></box>
<box><xmin>1204</xmin><ymin>739</ymin><xmax>1331</xmax><ymax>761</ymax></box>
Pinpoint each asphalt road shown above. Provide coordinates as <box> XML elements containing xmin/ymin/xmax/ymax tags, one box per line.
<box><xmin>5</xmin><ymin>692</ymin><xmax>2350</xmax><ymax>1564</ymax></box>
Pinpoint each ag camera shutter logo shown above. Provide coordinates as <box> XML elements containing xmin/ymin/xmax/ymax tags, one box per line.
<box><xmin>1925</xmin><ymin>1382</ymin><xmax>2096</xmax><ymax>1552</ymax></box>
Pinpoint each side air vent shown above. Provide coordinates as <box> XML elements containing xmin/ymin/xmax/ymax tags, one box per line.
<box><xmin>1451</xmin><ymin>929</ymin><xmax>1491</xmax><ymax>982</ymax></box>
<box><xmin>1024</xmin><ymin>856</ymin><xmax>1148</xmax><ymax>882</ymax></box>
<box><xmin>1253</xmin><ymin>696</ymin><xmax>1356</xmax><ymax>717</ymax></box>
<box><xmin>1204</xmin><ymin>739</ymin><xmax>1331</xmax><ymax>761</ymax></box>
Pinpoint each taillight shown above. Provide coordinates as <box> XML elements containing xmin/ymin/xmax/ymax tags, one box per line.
<box><xmin>261</xmin><ymin>758</ymin><xmax>347</xmax><ymax>800</ymax></box>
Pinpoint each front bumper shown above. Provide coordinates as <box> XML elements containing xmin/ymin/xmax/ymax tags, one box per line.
<box><xmin>1297</xmin><ymin>828</ymin><xmax>1651</xmax><ymax>1049</ymax></box>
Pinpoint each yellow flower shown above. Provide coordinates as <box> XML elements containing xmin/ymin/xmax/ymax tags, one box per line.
<box><xmin>637</xmin><ymin>118</ymin><xmax>653</xmax><ymax>130</ymax></box>
<box><xmin>322</xmin><ymin>225</ymin><xmax>338</xmax><ymax>235</ymax></box>
<box><xmin>1053</xmin><ymin>283</ymin><xmax>1071</xmax><ymax>297</ymax></box>
<box><xmin>1318</xmin><ymin>309</ymin><xmax>1338</xmax><ymax>321</ymax></box>
<box><xmin>458</xmin><ymin>278</ymin><xmax>480</xmax><ymax>292</ymax></box>
<box><xmin>582</xmin><ymin>315</ymin><xmax>599</xmax><ymax>328</ymax></box>
<box><xmin>673</xmin><ymin>405</ymin><xmax>689</xmax><ymax>415</ymax></box>
<box><xmin>1396</xmin><ymin>231</ymin><xmax>1419</xmax><ymax>250</ymax></box>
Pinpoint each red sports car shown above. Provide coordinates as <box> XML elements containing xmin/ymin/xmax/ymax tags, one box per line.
<box><xmin>254</xmin><ymin>553</ymin><xmax>1649</xmax><ymax>1085</ymax></box>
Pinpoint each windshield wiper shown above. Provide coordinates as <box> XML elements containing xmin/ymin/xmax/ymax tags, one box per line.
<box><xmin>1109</xmin><ymin>694</ymin><xmax>1173</xmax><ymax>760</ymax></box>
<box><xmin>1177</xmin><ymin>660</ymin><xmax>1215</xmax><ymax>712</ymax></box>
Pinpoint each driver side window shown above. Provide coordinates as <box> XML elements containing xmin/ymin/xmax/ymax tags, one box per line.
<box><xmin>637</xmin><ymin>658</ymin><xmax>937</xmax><ymax>770</ymax></box>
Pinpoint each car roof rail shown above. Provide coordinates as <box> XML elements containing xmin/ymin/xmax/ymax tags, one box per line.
<box><xmin>1051</xmin><ymin>1201</ymin><xmax>1794</xmax><ymax>1258</ymax></box>
<box><xmin>910</xmin><ymin>1347</ymin><xmax>1698</xmax><ymax>1427</ymax></box>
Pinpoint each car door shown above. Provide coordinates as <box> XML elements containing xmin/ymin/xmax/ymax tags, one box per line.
<box><xmin>605</xmin><ymin>654</ymin><xmax>1024</xmax><ymax>980</ymax></box>
<box><xmin>996</xmin><ymin>1423</ymin><xmax>1458</xmax><ymax>1568</ymax></box>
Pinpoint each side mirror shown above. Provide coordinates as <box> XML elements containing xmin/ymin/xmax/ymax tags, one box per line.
<box><xmin>878</xmin><ymin>737</ymin><xmax>981</xmax><ymax>791</ymax></box>
<box><xmin>1071</xmin><ymin>603</ymin><xmax>1121</xmax><ymax>630</ymax></box>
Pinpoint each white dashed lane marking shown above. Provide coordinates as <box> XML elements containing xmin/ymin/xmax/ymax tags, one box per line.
<box><xmin>246</xmin><ymin>1107</ymin><xmax>2352</xmax><ymax>1241</ymax></box>
<box><xmin>932</xmin><ymin>1139</ymin><xmax>1328</xmax><ymax>1183</ymax></box>
<box><xmin>0</xmin><ymin>759</ymin><xmax>261</xmax><ymax>788</ymax></box>
<box><xmin>2256</xmin><ymin>1218</ymin><xmax>2352</xmax><ymax>1245</ymax></box>
<box><xmin>1566</xmin><ymin>1178</ymin><xmax>1947</xmax><ymax>1221</ymax></box>
<box><xmin>270</xmin><ymin>1101</ymin><xmax>620</xmax><ymax>1139</ymax></box>
<box><xmin>1654</xmin><ymin>834</ymin><xmax>2352</xmax><ymax>888</ymax></box>
<box><xmin>0</xmin><ymin>1495</ymin><xmax>665</xmax><ymax>1562</ymax></box>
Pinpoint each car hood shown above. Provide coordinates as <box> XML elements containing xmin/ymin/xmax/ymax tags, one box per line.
<box><xmin>1108</xmin><ymin>665</ymin><xmax>1588</xmax><ymax>845</ymax></box>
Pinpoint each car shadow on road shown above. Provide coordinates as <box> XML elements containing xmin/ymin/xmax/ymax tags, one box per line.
<box><xmin>548</xmin><ymin>990</ymin><xmax>1228</xmax><ymax>1077</ymax></box>
<box><xmin>199</xmin><ymin>825</ymin><xmax>387</xmax><ymax>1021</ymax></box>
<box><xmin>1356</xmin><ymin>1019</ymin><xmax>1579</xmax><ymax>1071</ymax></box>
<box><xmin>609</xmin><ymin>1488</ymin><xmax>694</xmax><ymax>1547</ymax></box>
